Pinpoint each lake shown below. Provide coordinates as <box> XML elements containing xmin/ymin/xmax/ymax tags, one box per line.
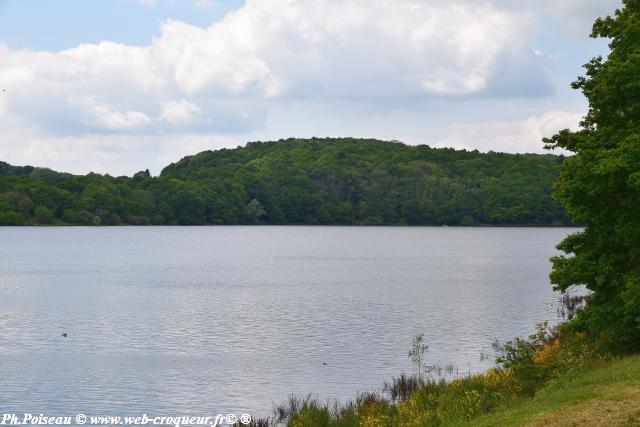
<box><xmin>0</xmin><ymin>226</ymin><xmax>575</xmax><ymax>418</ymax></box>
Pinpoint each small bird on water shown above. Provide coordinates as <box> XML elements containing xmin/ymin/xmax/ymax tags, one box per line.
<box><xmin>322</xmin><ymin>362</ymin><xmax>327</xmax><ymax>365</ymax></box>
<box><xmin>61</xmin><ymin>333</ymin><xmax>68</xmax><ymax>338</ymax></box>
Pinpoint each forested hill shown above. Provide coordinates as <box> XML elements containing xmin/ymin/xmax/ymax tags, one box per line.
<box><xmin>0</xmin><ymin>138</ymin><xmax>570</xmax><ymax>226</ymax></box>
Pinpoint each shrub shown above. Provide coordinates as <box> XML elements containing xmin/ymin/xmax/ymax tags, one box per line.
<box><xmin>0</xmin><ymin>211</ymin><xmax>25</xmax><ymax>225</ymax></box>
<box><xmin>62</xmin><ymin>209</ymin><xmax>94</xmax><ymax>225</ymax></box>
<box><xmin>383</xmin><ymin>372</ymin><xmax>422</xmax><ymax>401</ymax></box>
<box><xmin>34</xmin><ymin>206</ymin><xmax>55</xmax><ymax>224</ymax></box>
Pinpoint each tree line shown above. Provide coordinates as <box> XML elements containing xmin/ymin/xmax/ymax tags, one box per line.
<box><xmin>0</xmin><ymin>138</ymin><xmax>571</xmax><ymax>226</ymax></box>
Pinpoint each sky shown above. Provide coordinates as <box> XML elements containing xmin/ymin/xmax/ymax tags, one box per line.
<box><xmin>0</xmin><ymin>0</ymin><xmax>621</xmax><ymax>176</ymax></box>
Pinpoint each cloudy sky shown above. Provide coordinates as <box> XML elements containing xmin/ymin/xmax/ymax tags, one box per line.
<box><xmin>0</xmin><ymin>0</ymin><xmax>620</xmax><ymax>175</ymax></box>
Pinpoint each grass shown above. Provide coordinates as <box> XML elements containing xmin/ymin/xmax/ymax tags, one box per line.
<box><xmin>468</xmin><ymin>355</ymin><xmax>640</xmax><ymax>427</ymax></box>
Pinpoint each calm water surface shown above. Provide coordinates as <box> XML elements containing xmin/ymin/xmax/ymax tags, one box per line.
<box><xmin>0</xmin><ymin>226</ymin><xmax>574</xmax><ymax>417</ymax></box>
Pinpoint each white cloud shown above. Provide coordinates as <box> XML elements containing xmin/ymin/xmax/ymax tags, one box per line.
<box><xmin>160</xmin><ymin>99</ymin><xmax>203</xmax><ymax>125</ymax></box>
<box><xmin>432</xmin><ymin>111</ymin><xmax>584</xmax><ymax>154</ymax></box>
<box><xmin>87</xmin><ymin>102</ymin><xmax>152</xmax><ymax>130</ymax></box>
<box><xmin>0</xmin><ymin>125</ymin><xmax>241</xmax><ymax>176</ymax></box>
<box><xmin>0</xmin><ymin>0</ymin><xmax>548</xmax><ymax>136</ymax></box>
<box><xmin>541</xmin><ymin>0</ymin><xmax>621</xmax><ymax>36</ymax></box>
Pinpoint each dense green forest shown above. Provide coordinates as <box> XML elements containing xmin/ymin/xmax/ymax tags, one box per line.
<box><xmin>0</xmin><ymin>138</ymin><xmax>571</xmax><ymax>226</ymax></box>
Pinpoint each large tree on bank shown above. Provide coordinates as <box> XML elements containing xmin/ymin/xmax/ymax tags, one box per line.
<box><xmin>545</xmin><ymin>0</ymin><xmax>640</xmax><ymax>351</ymax></box>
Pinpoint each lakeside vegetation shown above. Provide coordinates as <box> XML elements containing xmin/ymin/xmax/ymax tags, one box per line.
<box><xmin>263</xmin><ymin>323</ymin><xmax>611</xmax><ymax>426</ymax></box>
<box><xmin>262</xmin><ymin>334</ymin><xmax>639</xmax><ymax>426</ymax></box>
<box><xmin>0</xmin><ymin>140</ymin><xmax>570</xmax><ymax>226</ymax></box>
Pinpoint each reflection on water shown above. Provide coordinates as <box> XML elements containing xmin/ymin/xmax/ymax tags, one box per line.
<box><xmin>0</xmin><ymin>226</ymin><xmax>574</xmax><ymax>416</ymax></box>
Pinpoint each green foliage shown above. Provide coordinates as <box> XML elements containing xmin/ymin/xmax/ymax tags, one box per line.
<box><xmin>62</xmin><ymin>209</ymin><xmax>94</xmax><ymax>225</ymax></box>
<box><xmin>496</xmin><ymin>322</ymin><xmax>553</xmax><ymax>370</ymax></box>
<box><xmin>495</xmin><ymin>322</ymin><xmax>558</xmax><ymax>396</ymax></box>
<box><xmin>245</xmin><ymin>198</ymin><xmax>266</xmax><ymax>223</ymax></box>
<box><xmin>409</xmin><ymin>333</ymin><xmax>429</xmax><ymax>381</ymax></box>
<box><xmin>544</xmin><ymin>1</ymin><xmax>640</xmax><ymax>352</ymax></box>
<box><xmin>34</xmin><ymin>206</ymin><xmax>54</xmax><ymax>224</ymax></box>
<box><xmin>0</xmin><ymin>139</ymin><xmax>570</xmax><ymax>227</ymax></box>
<box><xmin>0</xmin><ymin>211</ymin><xmax>24</xmax><ymax>225</ymax></box>
<box><xmin>496</xmin><ymin>322</ymin><xmax>606</xmax><ymax>398</ymax></box>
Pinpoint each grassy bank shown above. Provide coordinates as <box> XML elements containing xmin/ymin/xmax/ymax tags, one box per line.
<box><xmin>471</xmin><ymin>355</ymin><xmax>640</xmax><ymax>426</ymax></box>
<box><xmin>260</xmin><ymin>322</ymin><xmax>640</xmax><ymax>426</ymax></box>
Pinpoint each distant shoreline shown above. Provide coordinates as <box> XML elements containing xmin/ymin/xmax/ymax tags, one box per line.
<box><xmin>0</xmin><ymin>224</ymin><xmax>583</xmax><ymax>228</ymax></box>
<box><xmin>1</xmin><ymin>138</ymin><xmax>571</xmax><ymax>227</ymax></box>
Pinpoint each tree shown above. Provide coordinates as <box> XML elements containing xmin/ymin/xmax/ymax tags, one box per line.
<box><xmin>408</xmin><ymin>334</ymin><xmax>428</xmax><ymax>381</ymax></box>
<box><xmin>34</xmin><ymin>206</ymin><xmax>54</xmax><ymax>224</ymax></box>
<box><xmin>62</xmin><ymin>209</ymin><xmax>94</xmax><ymax>225</ymax></box>
<box><xmin>0</xmin><ymin>211</ymin><xmax>24</xmax><ymax>225</ymax></box>
<box><xmin>17</xmin><ymin>195</ymin><xmax>33</xmax><ymax>216</ymax></box>
<box><xmin>544</xmin><ymin>1</ymin><xmax>640</xmax><ymax>352</ymax></box>
<box><xmin>245</xmin><ymin>198</ymin><xmax>266</xmax><ymax>223</ymax></box>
